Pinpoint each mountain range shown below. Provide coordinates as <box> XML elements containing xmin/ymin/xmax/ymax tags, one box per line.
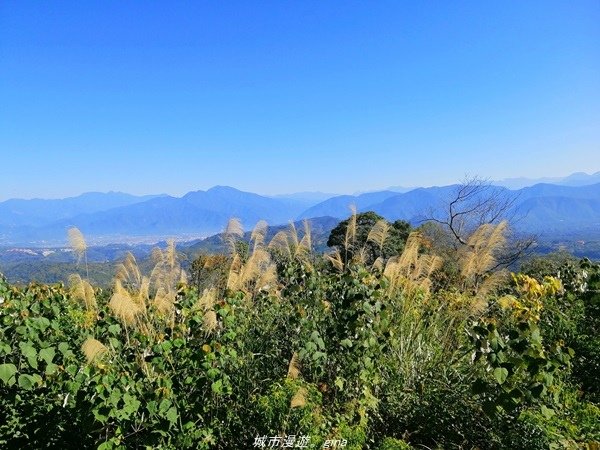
<box><xmin>1</xmin><ymin>173</ymin><xmax>600</xmax><ymax>246</ymax></box>
<box><xmin>494</xmin><ymin>171</ymin><xmax>600</xmax><ymax>190</ymax></box>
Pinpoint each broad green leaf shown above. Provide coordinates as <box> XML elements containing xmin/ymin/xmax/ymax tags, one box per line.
<box><xmin>18</xmin><ymin>373</ymin><xmax>37</xmax><ymax>390</ymax></box>
<box><xmin>0</xmin><ymin>363</ymin><xmax>17</xmax><ymax>385</ymax></box>
<box><xmin>58</xmin><ymin>342</ymin><xmax>70</xmax><ymax>355</ymax></box>
<box><xmin>39</xmin><ymin>347</ymin><xmax>56</xmax><ymax>365</ymax></box>
<box><xmin>166</xmin><ymin>406</ymin><xmax>178</xmax><ymax>425</ymax></box>
<box><xmin>30</xmin><ymin>317</ymin><xmax>50</xmax><ymax>331</ymax></box>
<box><xmin>159</xmin><ymin>399</ymin><xmax>172</xmax><ymax>413</ymax></box>
<box><xmin>19</xmin><ymin>342</ymin><xmax>38</xmax><ymax>369</ymax></box>
<box><xmin>493</xmin><ymin>367</ymin><xmax>508</xmax><ymax>385</ymax></box>
<box><xmin>340</xmin><ymin>338</ymin><xmax>353</xmax><ymax>348</ymax></box>
<box><xmin>541</xmin><ymin>405</ymin><xmax>555</xmax><ymax>419</ymax></box>
<box><xmin>211</xmin><ymin>379</ymin><xmax>223</xmax><ymax>394</ymax></box>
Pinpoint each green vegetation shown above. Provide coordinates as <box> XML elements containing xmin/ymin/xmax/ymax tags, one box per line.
<box><xmin>0</xmin><ymin>218</ymin><xmax>598</xmax><ymax>449</ymax></box>
<box><xmin>326</xmin><ymin>211</ymin><xmax>411</xmax><ymax>266</ymax></box>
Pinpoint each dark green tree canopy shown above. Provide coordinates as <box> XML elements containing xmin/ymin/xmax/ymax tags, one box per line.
<box><xmin>327</xmin><ymin>211</ymin><xmax>411</xmax><ymax>266</ymax></box>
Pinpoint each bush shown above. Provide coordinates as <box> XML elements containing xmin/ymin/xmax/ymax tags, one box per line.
<box><xmin>1</xmin><ymin>221</ymin><xmax>598</xmax><ymax>448</ymax></box>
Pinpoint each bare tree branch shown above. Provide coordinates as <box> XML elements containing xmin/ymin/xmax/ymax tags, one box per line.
<box><xmin>423</xmin><ymin>175</ymin><xmax>533</xmax><ymax>270</ymax></box>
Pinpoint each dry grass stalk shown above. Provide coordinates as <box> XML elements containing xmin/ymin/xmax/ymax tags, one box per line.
<box><xmin>224</xmin><ymin>218</ymin><xmax>244</xmax><ymax>255</ymax></box>
<box><xmin>344</xmin><ymin>205</ymin><xmax>357</xmax><ymax>252</ymax></box>
<box><xmin>353</xmin><ymin>247</ymin><xmax>368</xmax><ymax>266</ymax></box>
<box><xmin>367</xmin><ymin>219</ymin><xmax>390</xmax><ymax>251</ymax></box>
<box><xmin>372</xmin><ymin>257</ymin><xmax>384</xmax><ymax>272</ymax></box>
<box><xmin>326</xmin><ymin>249</ymin><xmax>344</xmax><ymax>272</ymax></box>
<box><xmin>460</xmin><ymin>221</ymin><xmax>508</xmax><ymax>280</ymax></box>
<box><xmin>109</xmin><ymin>279</ymin><xmax>144</xmax><ymax>327</ymax></box>
<box><xmin>299</xmin><ymin>220</ymin><xmax>312</xmax><ymax>253</ymax></box>
<box><xmin>203</xmin><ymin>309</ymin><xmax>218</xmax><ymax>333</ymax></box>
<box><xmin>69</xmin><ymin>273</ymin><xmax>97</xmax><ymax>312</ymax></box>
<box><xmin>384</xmin><ymin>232</ymin><xmax>442</xmax><ymax>297</ymax></box>
<box><xmin>68</xmin><ymin>227</ymin><xmax>89</xmax><ymax>278</ymax></box>
<box><xmin>153</xmin><ymin>288</ymin><xmax>176</xmax><ymax>316</ymax></box>
<box><xmin>227</xmin><ymin>242</ymin><xmax>278</xmax><ymax>294</ymax></box>
<box><xmin>81</xmin><ymin>337</ymin><xmax>108</xmax><ymax>364</ymax></box>
<box><xmin>196</xmin><ymin>288</ymin><xmax>217</xmax><ymax>311</ymax></box>
<box><xmin>68</xmin><ymin>227</ymin><xmax>87</xmax><ymax>259</ymax></box>
<box><xmin>148</xmin><ymin>240</ymin><xmax>186</xmax><ymax>317</ymax></box>
<box><xmin>268</xmin><ymin>231</ymin><xmax>292</xmax><ymax>258</ymax></box>
<box><xmin>288</xmin><ymin>222</ymin><xmax>300</xmax><ymax>249</ymax></box>
<box><xmin>290</xmin><ymin>387</ymin><xmax>308</xmax><ymax>408</ymax></box>
<box><xmin>115</xmin><ymin>252</ymin><xmax>142</xmax><ymax>288</ymax></box>
<box><xmin>250</xmin><ymin>220</ymin><xmax>268</xmax><ymax>251</ymax></box>
<box><xmin>287</xmin><ymin>352</ymin><xmax>301</xmax><ymax>379</ymax></box>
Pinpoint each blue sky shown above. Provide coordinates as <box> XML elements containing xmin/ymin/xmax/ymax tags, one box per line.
<box><xmin>1</xmin><ymin>1</ymin><xmax>599</xmax><ymax>200</ymax></box>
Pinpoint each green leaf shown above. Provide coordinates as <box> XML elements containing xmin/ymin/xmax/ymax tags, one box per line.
<box><xmin>122</xmin><ymin>393</ymin><xmax>141</xmax><ymax>416</ymax></box>
<box><xmin>19</xmin><ymin>342</ymin><xmax>38</xmax><ymax>369</ymax></box>
<box><xmin>493</xmin><ymin>367</ymin><xmax>509</xmax><ymax>385</ymax></box>
<box><xmin>166</xmin><ymin>406</ymin><xmax>178</xmax><ymax>425</ymax></box>
<box><xmin>340</xmin><ymin>338</ymin><xmax>353</xmax><ymax>348</ymax></box>
<box><xmin>45</xmin><ymin>363</ymin><xmax>59</xmax><ymax>375</ymax></box>
<box><xmin>211</xmin><ymin>379</ymin><xmax>223</xmax><ymax>394</ymax></box>
<box><xmin>541</xmin><ymin>405</ymin><xmax>555</xmax><ymax>419</ymax></box>
<box><xmin>159</xmin><ymin>399</ymin><xmax>172</xmax><ymax>413</ymax></box>
<box><xmin>18</xmin><ymin>374</ymin><xmax>37</xmax><ymax>390</ymax></box>
<box><xmin>30</xmin><ymin>317</ymin><xmax>50</xmax><ymax>331</ymax></box>
<box><xmin>312</xmin><ymin>351</ymin><xmax>326</xmax><ymax>361</ymax></box>
<box><xmin>0</xmin><ymin>363</ymin><xmax>17</xmax><ymax>385</ymax></box>
<box><xmin>0</xmin><ymin>343</ymin><xmax>11</xmax><ymax>355</ymax></box>
<box><xmin>39</xmin><ymin>347</ymin><xmax>56</xmax><ymax>365</ymax></box>
<box><xmin>531</xmin><ymin>327</ymin><xmax>541</xmax><ymax>344</ymax></box>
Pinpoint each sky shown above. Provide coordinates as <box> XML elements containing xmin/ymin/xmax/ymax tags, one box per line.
<box><xmin>0</xmin><ymin>1</ymin><xmax>599</xmax><ymax>200</ymax></box>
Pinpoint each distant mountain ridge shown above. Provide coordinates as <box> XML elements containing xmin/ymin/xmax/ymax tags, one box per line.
<box><xmin>0</xmin><ymin>191</ymin><xmax>164</xmax><ymax>227</ymax></box>
<box><xmin>300</xmin><ymin>182</ymin><xmax>600</xmax><ymax>238</ymax></box>
<box><xmin>1</xmin><ymin>175</ymin><xmax>600</xmax><ymax>246</ymax></box>
<box><xmin>495</xmin><ymin>171</ymin><xmax>600</xmax><ymax>190</ymax></box>
<box><xmin>0</xmin><ymin>187</ymin><xmax>323</xmax><ymax>246</ymax></box>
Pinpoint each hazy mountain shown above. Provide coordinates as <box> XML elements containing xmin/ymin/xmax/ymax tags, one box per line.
<box><xmin>0</xmin><ymin>191</ymin><xmax>163</xmax><ymax>227</ymax></box>
<box><xmin>367</xmin><ymin>186</ymin><xmax>457</xmax><ymax>222</ymax></box>
<box><xmin>353</xmin><ymin>186</ymin><xmax>414</xmax><ymax>195</ymax></box>
<box><xmin>559</xmin><ymin>171</ymin><xmax>600</xmax><ymax>187</ymax></box>
<box><xmin>299</xmin><ymin>183</ymin><xmax>600</xmax><ymax>236</ymax></box>
<box><xmin>271</xmin><ymin>191</ymin><xmax>339</xmax><ymax>206</ymax></box>
<box><xmin>516</xmin><ymin>182</ymin><xmax>600</xmax><ymax>202</ymax></box>
<box><xmin>385</xmin><ymin>186</ymin><xmax>416</xmax><ymax>193</ymax></box>
<box><xmin>298</xmin><ymin>191</ymin><xmax>400</xmax><ymax>220</ymax></box>
<box><xmin>495</xmin><ymin>171</ymin><xmax>600</xmax><ymax>190</ymax></box>
<box><xmin>1</xmin><ymin>186</ymin><xmax>311</xmax><ymax>245</ymax></box>
<box><xmin>2</xmin><ymin>180</ymin><xmax>600</xmax><ymax>247</ymax></box>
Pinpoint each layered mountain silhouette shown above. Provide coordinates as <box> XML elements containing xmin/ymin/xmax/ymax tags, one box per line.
<box><xmin>0</xmin><ymin>187</ymin><xmax>316</xmax><ymax>245</ymax></box>
<box><xmin>1</xmin><ymin>176</ymin><xmax>600</xmax><ymax>246</ymax></box>
<box><xmin>494</xmin><ymin>171</ymin><xmax>600</xmax><ymax>190</ymax></box>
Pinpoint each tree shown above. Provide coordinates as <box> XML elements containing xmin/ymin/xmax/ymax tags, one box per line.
<box><xmin>327</xmin><ymin>211</ymin><xmax>411</xmax><ymax>266</ymax></box>
<box><xmin>425</xmin><ymin>176</ymin><xmax>534</xmax><ymax>270</ymax></box>
<box><xmin>190</xmin><ymin>253</ymin><xmax>231</xmax><ymax>294</ymax></box>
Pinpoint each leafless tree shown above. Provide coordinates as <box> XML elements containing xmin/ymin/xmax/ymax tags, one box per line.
<box><xmin>425</xmin><ymin>175</ymin><xmax>535</xmax><ymax>269</ymax></box>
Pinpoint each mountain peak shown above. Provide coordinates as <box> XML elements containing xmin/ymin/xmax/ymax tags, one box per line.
<box><xmin>206</xmin><ymin>185</ymin><xmax>242</xmax><ymax>193</ymax></box>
